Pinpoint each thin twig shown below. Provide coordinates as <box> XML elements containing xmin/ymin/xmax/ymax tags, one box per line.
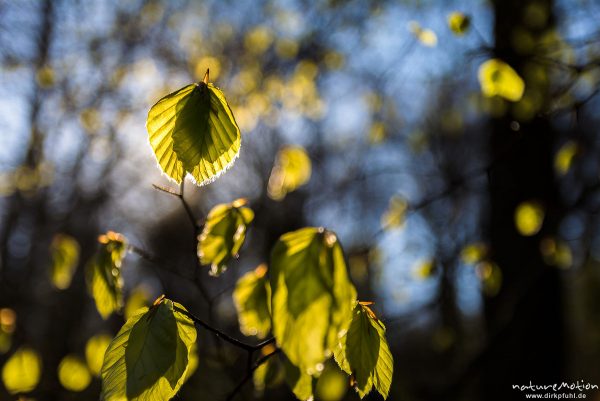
<box><xmin>226</xmin><ymin>349</ymin><xmax>281</xmax><ymax>401</ymax></box>
<box><xmin>129</xmin><ymin>244</ymin><xmax>194</xmax><ymax>282</ymax></box>
<box><xmin>178</xmin><ymin>180</ymin><xmax>200</xmax><ymax>233</ymax></box>
<box><xmin>174</xmin><ymin>305</ymin><xmax>275</xmax><ymax>352</ymax></box>
<box><xmin>152</xmin><ymin>181</ymin><xmax>212</xmax><ymax>304</ymax></box>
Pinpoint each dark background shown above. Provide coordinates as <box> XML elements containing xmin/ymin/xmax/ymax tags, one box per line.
<box><xmin>1</xmin><ymin>0</ymin><xmax>600</xmax><ymax>400</ymax></box>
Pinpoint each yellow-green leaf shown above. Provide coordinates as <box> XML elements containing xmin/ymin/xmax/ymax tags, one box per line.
<box><xmin>146</xmin><ymin>73</ymin><xmax>241</xmax><ymax>186</ymax></box>
<box><xmin>1</xmin><ymin>347</ymin><xmax>42</xmax><ymax>394</ymax></box>
<box><xmin>478</xmin><ymin>59</ymin><xmax>525</xmax><ymax>102</ymax></box>
<box><xmin>334</xmin><ymin>303</ymin><xmax>393</xmax><ymax>399</ymax></box>
<box><xmin>233</xmin><ymin>264</ymin><xmax>272</xmax><ymax>338</ymax></box>
<box><xmin>101</xmin><ymin>299</ymin><xmax>197</xmax><ymax>401</ymax></box>
<box><xmin>554</xmin><ymin>141</ymin><xmax>578</xmax><ymax>176</ymax></box>
<box><xmin>49</xmin><ymin>233</ymin><xmax>80</xmax><ymax>290</ymax></box>
<box><xmin>447</xmin><ymin>12</ymin><xmax>470</xmax><ymax>35</ymax></box>
<box><xmin>408</xmin><ymin>21</ymin><xmax>437</xmax><ymax>47</ymax></box>
<box><xmin>198</xmin><ymin>198</ymin><xmax>254</xmax><ymax>276</ymax></box>
<box><xmin>476</xmin><ymin>261</ymin><xmax>503</xmax><ymax>297</ymax></box>
<box><xmin>268</xmin><ymin>146</ymin><xmax>312</xmax><ymax>201</ymax></box>
<box><xmin>514</xmin><ymin>201</ymin><xmax>545</xmax><ymax>236</ymax></box>
<box><xmin>381</xmin><ymin>195</ymin><xmax>408</xmax><ymax>229</ymax></box>
<box><xmin>253</xmin><ymin>345</ymin><xmax>284</xmax><ymax>394</ymax></box>
<box><xmin>0</xmin><ymin>308</ymin><xmax>16</xmax><ymax>355</ymax></box>
<box><xmin>270</xmin><ymin>227</ymin><xmax>357</xmax><ymax>374</ymax></box>
<box><xmin>86</xmin><ymin>232</ymin><xmax>128</xmax><ymax>319</ymax></box>
<box><xmin>315</xmin><ymin>360</ymin><xmax>349</xmax><ymax>401</ymax></box>
<box><xmin>58</xmin><ymin>355</ymin><xmax>91</xmax><ymax>392</ymax></box>
<box><xmin>460</xmin><ymin>242</ymin><xmax>488</xmax><ymax>265</ymax></box>
<box><xmin>85</xmin><ymin>334</ymin><xmax>113</xmax><ymax>377</ymax></box>
<box><xmin>283</xmin><ymin>356</ymin><xmax>314</xmax><ymax>401</ymax></box>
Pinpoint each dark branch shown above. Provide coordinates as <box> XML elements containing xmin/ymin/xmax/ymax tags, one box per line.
<box><xmin>226</xmin><ymin>348</ymin><xmax>281</xmax><ymax>401</ymax></box>
<box><xmin>174</xmin><ymin>305</ymin><xmax>275</xmax><ymax>352</ymax></box>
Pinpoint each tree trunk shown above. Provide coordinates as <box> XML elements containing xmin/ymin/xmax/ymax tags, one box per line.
<box><xmin>483</xmin><ymin>0</ymin><xmax>565</xmax><ymax>399</ymax></box>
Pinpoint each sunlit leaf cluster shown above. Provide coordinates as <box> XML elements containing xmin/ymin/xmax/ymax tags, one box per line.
<box><xmin>267</xmin><ymin>146</ymin><xmax>312</xmax><ymax>201</ymax></box>
<box><xmin>86</xmin><ymin>231</ymin><xmax>128</xmax><ymax>319</ymax></box>
<box><xmin>198</xmin><ymin>198</ymin><xmax>254</xmax><ymax>276</ymax></box>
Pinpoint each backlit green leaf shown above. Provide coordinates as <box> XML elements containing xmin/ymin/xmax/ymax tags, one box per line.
<box><xmin>270</xmin><ymin>227</ymin><xmax>357</xmax><ymax>375</ymax></box>
<box><xmin>1</xmin><ymin>347</ymin><xmax>41</xmax><ymax>394</ymax></box>
<box><xmin>334</xmin><ymin>303</ymin><xmax>393</xmax><ymax>399</ymax></box>
<box><xmin>233</xmin><ymin>264</ymin><xmax>271</xmax><ymax>338</ymax></box>
<box><xmin>101</xmin><ymin>298</ymin><xmax>197</xmax><ymax>401</ymax></box>
<box><xmin>49</xmin><ymin>233</ymin><xmax>80</xmax><ymax>290</ymax></box>
<box><xmin>147</xmin><ymin>72</ymin><xmax>241</xmax><ymax>186</ymax></box>
<box><xmin>86</xmin><ymin>232</ymin><xmax>128</xmax><ymax>319</ymax></box>
<box><xmin>198</xmin><ymin>198</ymin><xmax>254</xmax><ymax>276</ymax></box>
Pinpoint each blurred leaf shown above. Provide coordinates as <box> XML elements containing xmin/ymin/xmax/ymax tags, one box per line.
<box><xmin>476</xmin><ymin>261</ymin><xmax>502</xmax><ymax>297</ymax></box>
<box><xmin>124</xmin><ymin>286</ymin><xmax>152</xmax><ymax>320</ymax></box>
<box><xmin>244</xmin><ymin>26</ymin><xmax>274</xmax><ymax>55</ymax></box>
<box><xmin>193</xmin><ymin>56</ymin><xmax>222</xmax><ymax>82</ymax></box>
<box><xmin>1</xmin><ymin>347</ymin><xmax>41</xmax><ymax>394</ymax></box>
<box><xmin>233</xmin><ymin>264</ymin><xmax>272</xmax><ymax>338</ymax></box>
<box><xmin>198</xmin><ymin>198</ymin><xmax>254</xmax><ymax>276</ymax></box>
<box><xmin>283</xmin><ymin>357</ymin><xmax>314</xmax><ymax>401</ymax></box>
<box><xmin>381</xmin><ymin>196</ymin><xmax>408</xmax><ymax>229</ymax></box>
<box><xmin>270</xmin><ymin>227</ymin><xmax>357</xmax><ymax>374</ymax></box>
<box><xmin>86</xmin><ymin>232</ymin><xmax>128</xmax><ymax>319</ymax></box>
<box><xmin>80</xmin><ymin>108</ymin><xmax>101</xmax><ymax>133</ymax></box>
<box><xmin>275</xmin><ymin>38</ymin><xmax>299</xmax><ymax>59</ymax></box>
<box><xmin>408</xmin><ymin>21</ymin><xmax>437</xmax><ymax>47</ymax></box>
<box><xmin>49</xmin><ymin>234</ymin><xmax>80</xmax><ymax>290</ymax></box>
<box><xmin>413</xmin><ymin>259</ymin><xmax>436</xmax><ymax>280</ymax></box>
<box><xmin>36</xmin><ymin>65</ymin><xmax>55</xmax><ymax>88</ymax></box>
<box><xmin>315</xmin><ymin>360</ymin><xmax>348</xmax><ymax>401</ymax></box>
<box><xmin>268</xmin><ymin>146</ymin><xmax>312</xmax><ymax>201</ymax></box>
<box><xmin>85</xmin><ymin>334</ymin><xmax>112</xmax><ymax>377</ymax></box>
<box><xmin>0</xmin><ymin>309</ymin><xmax>15</xmax><ymax>354</ymax></box>
<box><xmin>0</xmin><ymin>332</ymin><xmax>10</xmax><ymax>355</ymax></box>
<box><xmin>0</xmin><ymin>308</ymin><xmax>16</xmax><ymax>334</ymax></box>
<box><xmin>447</xmin><ymin>12</ymin><xmax>470</xmax><ymax>35</ymax></box>
<box><xmin>368</xmin><ymin>121</ymin><xmax>387</xmax><ymax>144</ymax></box>
<box><xmin>514</xmin><ymin>201</ymin><xmax>545</xmax><ymax>236</ymax></box>
<box><xmin>554</xmin><ymin>141</ymin><xmax>578</xmax><ymax>176</ymax></box>
<box><xmin>253</xmin><ymin>345</ymin><xmax>284</xmax><ymax>394</ymax></box>
<box><xmin>460</xmin><ymin>243</ymin><xmax>488</xmax><ymax>265</ymax></box>
<box><xmin>478</xmin><ymin>59</ymin><xmax>525</xmax><ymax>102</ymax></box>
<box><xmin>58</xmin><ymin>355</ymin><xmax>91</xmax><ymax>392</ymax></box>
<box><xmin>147</xmin><ymin>75</ymin><xmax>241</xmax><ymax>186</ymax></box>
<box><xmin>334</xmin><ymin>303</ymin><xmax>393</xmax><ymax>399</ymax></box>
<box><xmin>540</xmin><ymin>237</ymin><xmax>573</xmax><ymax>269</ymax></box>
<box><xmin>101</xmin><ymin>299</ymin><xmax>197</xmax><ymax>401</ymax></box>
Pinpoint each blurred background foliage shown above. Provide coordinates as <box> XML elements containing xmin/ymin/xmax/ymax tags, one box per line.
<box><xmin>1</xmin><ymin>0</ymin><xmax>600</xmax><ymax>400</ymax></box>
